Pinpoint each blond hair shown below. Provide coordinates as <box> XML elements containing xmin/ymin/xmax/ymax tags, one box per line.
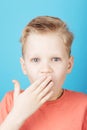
<box><xmin>20</xmin><ymin>16</ymin><xmax>74</xmax><ymax>57</ymax></box>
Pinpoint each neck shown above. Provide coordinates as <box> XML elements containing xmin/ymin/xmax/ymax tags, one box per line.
<box><xmin>48</xmin><ymin>88</ymin><xmax>64</xmax><ymax>101</ymax></box>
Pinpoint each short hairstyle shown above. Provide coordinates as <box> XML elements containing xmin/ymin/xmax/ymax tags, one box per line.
<box><xmin>20</xmin><ymin>16</ymin><xmax>74</xmax><ymax>57</ymax></box>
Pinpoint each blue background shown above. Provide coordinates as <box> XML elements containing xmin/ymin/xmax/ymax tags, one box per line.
<box><xmin>0</xmin><ymin>0</ymin><xmax>87</xmax><ymax>100</ymax></box>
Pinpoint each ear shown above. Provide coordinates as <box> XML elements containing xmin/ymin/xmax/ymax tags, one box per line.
<box><xmin>20</xmin><ymin>57</ymin><xmax>27</xmax><ymax>75</ymax></box>
<box><xmin>67</xmin><ymin>56</ymin><xmax>74</xmax><ymax>74</ymax></box>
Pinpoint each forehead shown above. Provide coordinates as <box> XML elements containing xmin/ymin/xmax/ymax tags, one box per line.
<box><xmin>25</xmin><ymin>32</ymin><xmax>68</xmax><ymax>57</ymax></box>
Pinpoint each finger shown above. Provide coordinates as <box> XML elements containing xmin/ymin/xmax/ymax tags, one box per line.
<box><xmin>25</xmin><ymin>76</ymin><xmax>47</xmax><ymax>93</ymax></box>
<box><xmin>12</xmin><ymin>80</ymin><xmax>20</xmax><ymax>103</ymax></box>
<box><xmin>40</xmin><ymin>91</ymin><xmax>53</xmax><ymax>105</ymax></box>
<box><xmin>35</xmin><ymin>76</ymin><xmax>53</xmax><ymax>94</ymax></box>
<box><xmin>38</xmin><ymin>81</ymin><xmax>54</xmax><ymax>100</ymax></box>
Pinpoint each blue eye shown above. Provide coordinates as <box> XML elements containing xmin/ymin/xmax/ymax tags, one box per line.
<box><xmin>52</xmin><ymin>57</ymin><xmax>61</xmax><ymax>62</ymax></box>
<box><xmin>31</xmin><ymin>58</ymin><xmax>40</xmax><ymax>62</ymax></box>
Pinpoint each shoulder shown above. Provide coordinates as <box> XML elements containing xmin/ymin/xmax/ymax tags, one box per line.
<box><xmin>65</xmin><ymin>89</ymin><xmax>87</xmax><ymax>106</ymax></box>
<box><xmin>0</xmin><ymin>90</ymin><xmax>24</xmax><ymax>111</ymax></box>
<box><xmin>65</xmin><ymin>89</ymin><xmax>87</xmax><ymax>98</ymax></box>
<box><xmin>1</xmin><ymin>91</ymin><xmax>14</xmax><ymax>103</ymax></box>
<box><xmin>0</xmin><ymin>91</ymin><xmax>14</xmax><ymax>112</ymax></box>
<box><xmin>0</xmin><ymin>90</ymin><xmax>24</xmax><ymax>124</ymax></box>
<box><xmin>0</xmin><ymin>91</ymin><xmax>14</xmax><ymax>124</ymax></box>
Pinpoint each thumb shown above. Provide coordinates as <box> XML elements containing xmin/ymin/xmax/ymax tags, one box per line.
<box><xmin>12</xmin><ymin>80</ymin><xmax>20</xmax><ymax>103</ymax></box>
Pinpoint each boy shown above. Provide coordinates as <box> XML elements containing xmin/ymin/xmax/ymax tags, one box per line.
<box><xmin>0</xmin><ymin>16</ymin><xmax>87</xmax><ymax>130</ymax></box>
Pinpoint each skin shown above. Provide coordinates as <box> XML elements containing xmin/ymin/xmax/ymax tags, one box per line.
<box><xmin>21</xmin><ymin>32</ymin><xmax>74</xmax><ymax>101</ymax></box>
<box><xmin>0</xmin><ymin>32</ymin><xmax>74</xmax><ymax>130</ymax></box>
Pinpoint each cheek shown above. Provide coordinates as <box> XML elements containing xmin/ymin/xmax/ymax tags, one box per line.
<box><xmin>25</xmin><ymin>64</ymin><xmax>39</xmax><ymax>83</ymax></box>
<box><xmin>53</xmin><ymin>66</ymin><xmax>67</xmax><ymax>86</ymax></box>
<box><xmin>54</xmin><ymin>70</ymin><xmax>66</xmax><ymax>81</ymax></box>
<box><xmin>54</xmin><ymin>63</ymin><xmax>67</xmax><ymax>76</ymax></box>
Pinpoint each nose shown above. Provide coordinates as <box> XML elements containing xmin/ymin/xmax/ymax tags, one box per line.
<box><xmin>40</xmin><ymin>62</ymin><xmax>53</xmax><ymax>74</ymax></box>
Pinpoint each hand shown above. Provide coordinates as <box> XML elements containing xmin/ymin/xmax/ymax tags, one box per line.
<box><xmin>12</xmin><ymin>76</ymin><xmax>54</xmax><ymax>123</ymax></box>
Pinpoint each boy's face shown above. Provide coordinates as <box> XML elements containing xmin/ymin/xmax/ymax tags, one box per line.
<box><xmin>20</xmin><ymin>32</ymin><xmax>73</xmax><ymax>99</ymax></box>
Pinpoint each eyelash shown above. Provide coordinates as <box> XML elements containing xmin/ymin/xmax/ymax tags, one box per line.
<box><xmin>52</xmin><ymin>57</ymin><xmax>61</xmax><ymax>62</ymax></box>
<box><xmin>31</xmin><ymin>58</ymin><xmax>40</xmax><ymax>62</ymax></box>
<box><xmin>31</xmin><ymin>57</ymin><xmax>61</xmax><ymax>63</ymax></box>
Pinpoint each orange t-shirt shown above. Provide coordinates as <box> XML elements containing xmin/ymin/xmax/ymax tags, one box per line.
<box><xmin>0</xmin><ymin>89</ymin><xmax>87</xmax><ymax>130</ymax></box>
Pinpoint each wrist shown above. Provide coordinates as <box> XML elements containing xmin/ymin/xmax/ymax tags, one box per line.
<box><xmin>10</xmin><ymin>110</ymin><xmax>26</xmax><ymax>127</ymax></box>
<box><xmin>0</xmin><ymin>110</ymin><xmax>25</xmax><ymax>130</ymax></box>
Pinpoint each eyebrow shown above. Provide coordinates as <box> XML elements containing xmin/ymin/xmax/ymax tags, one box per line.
<box><xmin>27</xmin><ymin>54</ymin><xmax>64</xmax><ymax>58</ymax></box>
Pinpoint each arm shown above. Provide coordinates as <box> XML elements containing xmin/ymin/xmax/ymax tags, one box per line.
<box><xmin>0</xmin><ymin>111</ymin><xmax>23</xmax><ymax>130</ymax></box>
<box><xmin>0</xmin><ymin>76</ymin><xmax>54</xmax><ymax>130</ymax></box>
